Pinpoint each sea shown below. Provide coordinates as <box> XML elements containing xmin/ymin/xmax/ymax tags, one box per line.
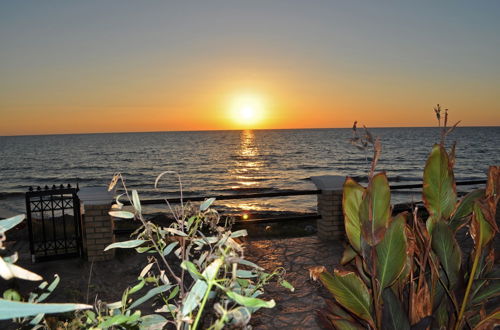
<box><xmin>0</xmin><ymin>127</ymin><xmax>499</xmax><ymax>219</ymax></box>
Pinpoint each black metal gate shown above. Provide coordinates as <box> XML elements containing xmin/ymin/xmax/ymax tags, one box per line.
<box><xmin>25</xmin><ymin>185</ymin><xmax>83</xmax><ymax>262</ymax></box>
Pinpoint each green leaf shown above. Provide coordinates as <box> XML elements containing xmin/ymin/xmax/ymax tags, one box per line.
<box><xmin>376</xmin><ymin>213</ymin><xmax>407</xmax><ymax>289</ymax></box>
<box><xmin>129</xmin><ymin>279</ymin><xmax>146</xmax><ymax>295</ymax></box>
<box><xmin>0</xmin><ymin>215</ymin><xmax>25</xmax><ymax>232</ymax></box>
<box><xmin>340</xmin><ymin>245</ymin><xmax>358</xmax><ymax>265</ymax></box>
<box><xmin>432</xmin><ymin>221</ymin><xmax>462</xmax><ymax>289</ymax></box>
<box><xmin>280</xmin><ymin>280</ymin><xmax>295</xmax><ymax>292</ymax></box>
<box><xmin>236</xmin><ymin>270</ymin><xmax>257</xmax><ymax>278</ymax></box>
<box><xmin>359</xmin><ymin>172</ymin><xmax>391</xmax><ymax>246</ymax></box>
<box><xmin>449</xmin><ymin>189</ymin><xmax>485</xmax><ymax>231</ymax></box>
<box><xmin>200</xmin><ymin>197</ymin><xmax>216</xmax><ymax>211</ymax></box>
<box><xmin>37</xmin><ymin>275</ymin><xmax>60</xmax><ymax>302</ymax></box>
<box><xmin>132</xmin><ymin>190</ymin><xmax>142</xmax><ymax>213</ymax></box>
<box><xmin>381</xmin><ymin>288</ymin><xmax>410</xmax><ymax>330</ymax></box>
<box><xmin>472</xmin><ymin>201</ymin><xmax>495</xmax><ymax>249</ymax></box>
<box><xmin>330</xmin><ymin>318</ymin><xmax>365</xmax><ymax>330</ymax></box>
<box><xmin>226</xmin><ymin>291</ymin><xmax>275</xmax><ymax>308</ymax></box>
<box><xmin>162</xmin><ymin>241</ymin><xmax>179</xmax><ymax>256</ymax></box>
<box><xmin>319</xmin><ymin>270</ymin><xmax>374</xmax><ymax>327</ymax></box>
<box><xmin>0</xmin><ymin>257</ymin><xmax>42</xmax><ymax>281</ymax></box>
<box><xmin>472</xmin><ymin>279</ymin><xmax>500</xmax><ymax>305</ymax></box>
<box><xmin>98</xmin><ymin>314</ymin><xmax>130</xmax><ymax>328</ymax></box>
<box><xmin>230</xmin><ymin>229</ymin><xmax>248</xmax><ymax>238</ymax></box>
<box><xmin>202</xmin><ymin>259</ymin><xmax>223</xmax><ymax>281</ymax></box>
<box><xmin>423</xmin><ymin>144</ymin><xmax>456</xmax><ymax>233</ymax></box>
<box><xmin>128</xmin><ymin>284</ymin><xmax>173</xmax><ymax>310</ymax></box>
<box><xmin>0</xmin><ymin>299</ymin><xmax>91</xmax><ymax>320</ymax></box>
<box><xmin>108</xmin><ymin>211</ymin><xmax>135</xmax><ymax>219</ymax></box>
<box><xmin>164</xmin><ymin>227</ymin><xmax>188</xmax><ymax>237</ymax></box>
<box><xmin>3</xmin><ymin>289</ymin><xmax>21</xmax><ymax>301</ymax></box>
<box><xmin>182</xmin><ymin>280</ymin><xmax>208</xmax><ymax>316</ymax></box>
<box><xmin>139</xmin><ymin>314</ymin><xmax>168</xmax><ymax>330</ymax></box>
<box><xmin>342</xmin><ymin>178</ymin><xmax>365</xmax><ymax>252</ymax></box>
<box><xmin>181</xmin><ymin>261</ymin><xmax>203</xmax><ymax>280</ymax></box>
<box><xmin>104</xmin><ymin>239</ymin><xmax>146</xmax><ymax>251</ymax></box>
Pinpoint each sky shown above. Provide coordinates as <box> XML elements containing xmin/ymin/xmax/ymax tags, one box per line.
<box><xmin>1</xmin><ymin>1</ymin><xmax>500</xmax><ymax>135</ymax></box>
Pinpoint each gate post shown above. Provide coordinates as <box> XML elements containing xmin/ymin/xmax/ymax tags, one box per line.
<box><xmin>79</xmin><ymin>187</ymin><xmax>115</xmax><ymax>261</ymax></box>
<box><xmin>311</xmin><ymin>175</ymin><xmax>346</xmax><ymax>241</ymax></box>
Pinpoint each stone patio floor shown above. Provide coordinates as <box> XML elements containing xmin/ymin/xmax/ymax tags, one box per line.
<box><xmin>246</xmin><ymin>235</ymin><xmax>343</xmax><ymax>329</ymax></box>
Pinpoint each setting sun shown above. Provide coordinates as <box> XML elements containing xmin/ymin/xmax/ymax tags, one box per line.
<box><xmin>230</xmin><ymin>93</ymin><xmax>266</xmax><ymax>127</ymax></box>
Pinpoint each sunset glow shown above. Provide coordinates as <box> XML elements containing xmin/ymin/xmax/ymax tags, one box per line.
<box><xmin>1</xmin><ymin>2</ymin><xmax>499</xmax><ymax>135</ymax></box>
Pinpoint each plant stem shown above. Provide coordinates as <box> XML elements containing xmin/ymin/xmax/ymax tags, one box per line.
<box><xmin>455</xmin><ymin>245</ymin><xmax>481</xmax><ymax>330</ymax></box>
<box><xmin>192</xmin><ymin>247</ymin><xmax>229</xmax><ymax>330</ymax></box>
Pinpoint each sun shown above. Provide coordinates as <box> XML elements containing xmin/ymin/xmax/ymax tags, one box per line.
<box><xmin>230</xmin><ymin>93</ymin><xmax>265</xmax><ymax>127</ymax></box>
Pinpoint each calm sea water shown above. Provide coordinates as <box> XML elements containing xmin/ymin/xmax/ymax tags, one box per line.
<box><xmin>0</xmin><ymin>127</ymin><xmax>498</xmax><ymax>218</ymax></box>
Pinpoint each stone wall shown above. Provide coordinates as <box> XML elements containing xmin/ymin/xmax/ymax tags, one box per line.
<box><xmin>311</xmin><ymin>175</ymin><xmax>346</xmax><ymax>241</ymax></box>
<box><xmin>82</xmin><ymin>203</ymin><xmax>115</xmax><ymax>261</ymax></box>
<box><xmin>316</xmin><ymin>190</ymin><xmax>344</xmax><ymax>240</ymax></box>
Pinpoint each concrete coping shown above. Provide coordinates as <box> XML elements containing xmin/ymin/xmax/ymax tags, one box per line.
<box><xmin>311</xmin><ymin>175</ymin><xmax>345</xmax><ymax>192</ymax></box>
<box><xmin>78</xmin><ymin>187</ymin><xmax>114</xmax><ymax>207</ymax></box>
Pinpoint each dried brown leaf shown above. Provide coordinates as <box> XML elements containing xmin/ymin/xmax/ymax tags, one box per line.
<box><xmin>309</xmin><ymin>266</ymin><xmax>327</xmax><ymax>281</ymax></box>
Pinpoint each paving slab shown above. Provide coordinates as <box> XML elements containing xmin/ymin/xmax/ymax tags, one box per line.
<box><xmin>246</xmin><ymin>235</ymin><xmax>343</xmax><ymax>329</ymax></box>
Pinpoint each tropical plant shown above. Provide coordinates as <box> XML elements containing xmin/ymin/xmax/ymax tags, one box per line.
<box><xmin>314</xmin><ymin>111</ymin><xmax>499</xmax><ymax>329</ymax></box>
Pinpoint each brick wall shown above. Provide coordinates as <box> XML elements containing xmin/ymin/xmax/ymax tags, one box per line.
<box><xmin>82</xmin><ymin>203</ymin><xmax>115</xmax><ymax>261</ymax></box>
<box><xmin>317</xmin><ymin>190</ymin><xmax>345</xmax><ymax>240</ymax></box>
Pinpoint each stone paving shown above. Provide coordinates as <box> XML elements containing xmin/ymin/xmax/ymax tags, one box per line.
<box><xmin>246</xmin><ymin>235</ymin><xmax>344</xmax><ymax>329</ymax></box>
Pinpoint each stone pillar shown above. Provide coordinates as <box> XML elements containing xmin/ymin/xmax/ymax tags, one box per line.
<box><xmin>79</xmin><ymin>187</ymin><xmax>115</xmax><ymax>261</ymax></box>
<box><xmin>311</xmin><ymin>175</ymin><xmax>346</xmax><ymax>241</ymax></box>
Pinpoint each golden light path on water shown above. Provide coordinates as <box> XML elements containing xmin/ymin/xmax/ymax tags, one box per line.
<box><xmin>226</xmin><ymin>130</ymin><xmax>269</xmax><ymax>216</ymax></box>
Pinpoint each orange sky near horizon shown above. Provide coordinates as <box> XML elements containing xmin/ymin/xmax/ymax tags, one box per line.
<box><xmin>1</xmin><ymin>2</ymin><xmax>500</xmax><ymax>136</ymax></box>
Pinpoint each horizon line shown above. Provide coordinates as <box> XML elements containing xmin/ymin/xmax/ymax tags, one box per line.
<box><xmin>1</xmin><ymin>125</ymin><xmax>499</xmax><ymax>138</ymax></box>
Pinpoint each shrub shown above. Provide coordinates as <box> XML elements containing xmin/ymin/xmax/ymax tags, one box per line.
<box><xmin>73</xmin><ymin>171</ymin><xmax>293</xmax><ymax>329</ymax></box>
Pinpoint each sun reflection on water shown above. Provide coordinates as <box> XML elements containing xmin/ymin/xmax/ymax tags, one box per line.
<box><xmin>227</xmin><ymin>130</ymin><xmax>268</xmax><ymax>215</ymax></box>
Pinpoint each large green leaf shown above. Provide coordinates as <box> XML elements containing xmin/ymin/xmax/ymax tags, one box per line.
<box><xmin>381</xmin><ymin>288</ymin><xmax>410</xmax><ymax>330</ymax></box>
<box><xmin>449</xmin><ymin>189</ymin><xmax>485</xmax><ymax>231</ymax></box>
<box><xmin>376</xmin><ymin>213</ymin><xmax>407</xmax><ymax>289</ymax></box>
<box><xmin>423</xmin><ymin>144</ymin><xmax>456</xmax><ymax>233</ymax></box>
<box><xmin>343</xmin><ymin>178</ymin><xmax>365</xmax><ymax>252</ymax></box>
<box><xmin>471</xmin><ymin>201</ymin><xmax>495</xmax><ymax>249</ymax></box>
<box><xmin>359</xmin><ymin>172</ymin><xmax>391</xmax><ymax>246</ymax></box>
<box><xmin>0</xmin><ymin>299</ymin><xmax>91</xmax><ymax>319</ymax></box>
<box><xmin>319</xmin><ymin>270</ymin><xmax>374</xmax><ymax>327</ymax></box>
<box><xmin>431</xmin><ymin>221</ymin><xmax>462</xmax><ymax>289</ymax></box>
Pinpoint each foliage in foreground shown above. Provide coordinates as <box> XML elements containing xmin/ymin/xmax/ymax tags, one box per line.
<box><xmin>314</xmin><ymin>112</ymin><xmax>499</xmax><ymax>329</ymax></box>
<box><xmin>0</xmin><ymin>215</ymin><xmax>92</xmax><ymax>326</ymax></box>
<box><xmin>85</xmin><ymin>171</ymin><xmax>293</xmax><ymax>329</ymax></box>
<box><xmin>1</xmin><ymin>172</ymin><xmax>292</xmax><ymax>329</ymax></box>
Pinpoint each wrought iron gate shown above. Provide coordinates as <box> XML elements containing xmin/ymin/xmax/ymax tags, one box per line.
<box><xmin>25</xmin><ymin>185</ymin><xmax>83</xmax><ymax>262</ymax></box>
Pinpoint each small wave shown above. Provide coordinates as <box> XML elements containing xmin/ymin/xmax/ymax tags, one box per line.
<box><xmin>297</xmin><ymin>165</ymin><xmax>330</xmax><ymax>170</ymax></box>
<box><xmin>214</xmin><ymin>187</ymin><xmax>277</xmax><ymax>194</ymax></box>
<box><xmin>0</xmin><ymin>192</ymin><xmax>25</xmax><ymax>199</ymax></box>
